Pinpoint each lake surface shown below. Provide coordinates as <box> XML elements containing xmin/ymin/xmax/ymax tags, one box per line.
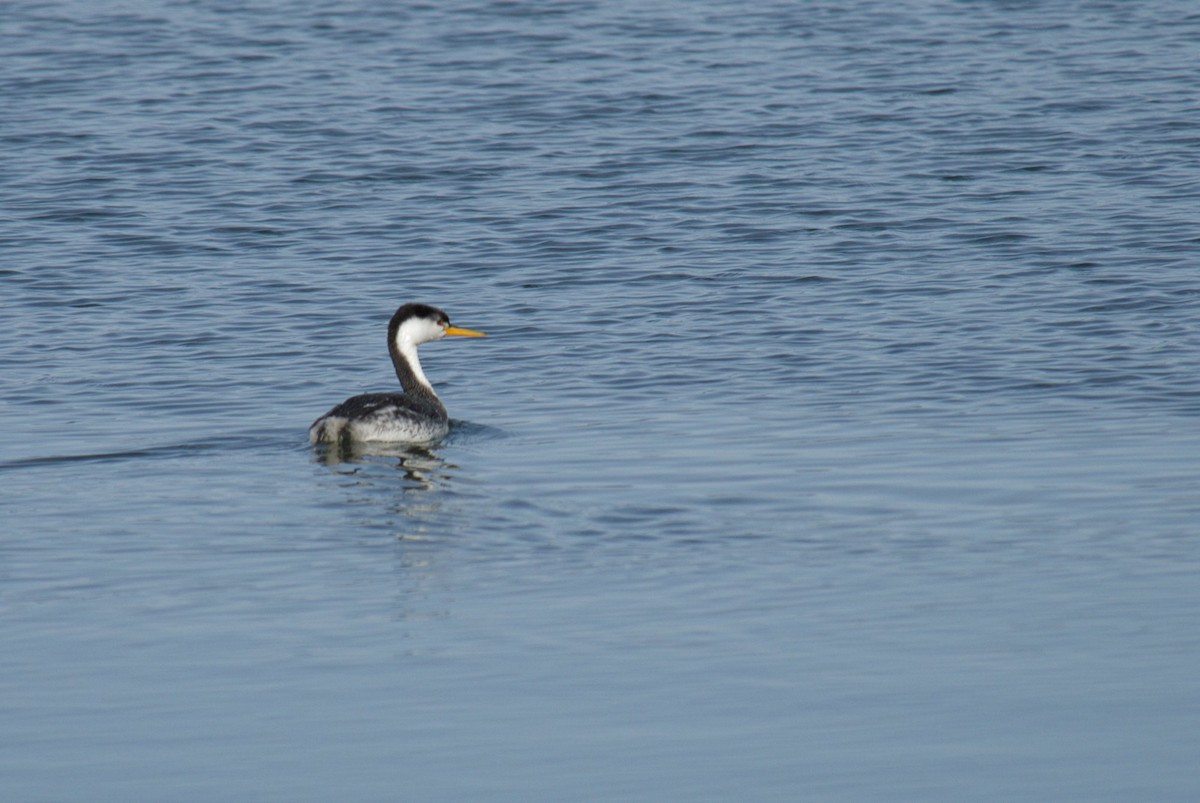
<box><xmin>3</xmin><ymin>1</ymin><xmax>1199</xmax><ymax>799</ymax></box>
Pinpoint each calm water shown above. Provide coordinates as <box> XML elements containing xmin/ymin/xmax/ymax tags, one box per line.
<box><xmin>3</xmin><ymin>0</ymin><xmax>1200</xmax><ymax>799</ymax></box>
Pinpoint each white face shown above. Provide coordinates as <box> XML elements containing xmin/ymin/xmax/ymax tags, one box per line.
<box><xmin>396</xmin><ymin>315</ymin><xmax>446</xmax><ymax>349</ymax></box>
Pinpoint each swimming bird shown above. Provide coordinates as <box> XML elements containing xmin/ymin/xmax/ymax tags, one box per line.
<box><xmin>309</xmin><ymin>303</ymin><xmax>485</xmax><ymax>446</ymax></box>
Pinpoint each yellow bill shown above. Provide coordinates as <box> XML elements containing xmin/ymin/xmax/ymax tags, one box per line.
<box><xmin>444</xmin><ymin>324</ymin><xmax>486</xmax><ymax>337</ymax></box>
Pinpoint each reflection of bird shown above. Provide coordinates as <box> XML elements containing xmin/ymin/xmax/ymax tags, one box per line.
<box><xmin>309</xmin><ymin>303</ymin><xmax>485</xmax><ymax>446</ymax></box>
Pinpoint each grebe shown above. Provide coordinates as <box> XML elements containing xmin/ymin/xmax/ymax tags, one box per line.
<box><xmin>309</xmin><ymin>303</ymin><xmax>485</xmax><ymax>445</ymax></box>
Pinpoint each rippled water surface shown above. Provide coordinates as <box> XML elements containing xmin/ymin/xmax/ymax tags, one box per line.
<box><xmin>4</xmin><ymin>1</ymin><xmax>1200</xmax><ymax>799</ymax></box>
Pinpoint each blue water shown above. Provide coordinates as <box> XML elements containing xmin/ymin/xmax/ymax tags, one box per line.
<box><xmin>3</xmin><ymin>1</ymin><xmax>1200</xmax><ymax>799</ymax></box>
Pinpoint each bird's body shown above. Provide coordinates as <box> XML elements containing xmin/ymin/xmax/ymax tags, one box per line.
<box><xmin>308</xmin><ymin>391</ymin><xmax>450</xmax><ymax>444</ymax></box>
<box><xmin>309</xmin><ymin>303</ymin><xmax>484</xmax><ymax>446</ymax></box>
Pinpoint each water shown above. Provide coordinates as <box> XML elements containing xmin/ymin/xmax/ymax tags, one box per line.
<box><xmin>3</xmin><ymin>0</ymin><xmax>1200</xmax><ymax>799</ymax></box>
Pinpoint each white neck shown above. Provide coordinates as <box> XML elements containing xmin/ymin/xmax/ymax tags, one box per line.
<box><xmin>398</xmin><ymin>336</ymin><xmax>433</xmax><ymax>391</ymax></box>
<box><xmin>394</xmin><ymin>317</ymin><xmax>446</xmax><ymax>393</ymax></box>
